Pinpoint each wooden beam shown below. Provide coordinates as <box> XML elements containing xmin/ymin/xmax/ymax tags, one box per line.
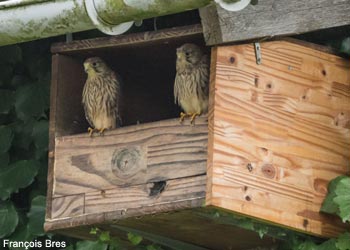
<box><xmin>199</xmin><ymin>0</ymin><xmax>350</xmax><ymax>45</ymax></box>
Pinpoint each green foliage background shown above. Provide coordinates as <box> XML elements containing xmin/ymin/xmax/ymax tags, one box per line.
<box><xmin>0</xmin><ymin>32</ymin><xmax>349</xmax><ymax>250</ymax></box>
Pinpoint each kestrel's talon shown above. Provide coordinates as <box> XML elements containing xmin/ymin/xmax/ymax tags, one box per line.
<box><xmin>88</xmin><ymin>127</ymin><xmax>95</xmax><ymax>137</ymax></box>
<box><xmin>179</xmin><ymin>112</ymin><xmax>187</xmax><ymax>123</ymax></box>
<box><xmin>190</xmin><ymin>112</ymin><xmax>200</xmax><ymax>125</ymax></box>
<box><xmin>99</xmin><ymin>128</ymin><xmax>106</xmax><ymax>135</ymax></box>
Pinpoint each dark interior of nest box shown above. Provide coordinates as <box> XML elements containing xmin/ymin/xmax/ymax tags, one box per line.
<box><xmin>52</xmin><ymin>30</ymin><xmax>207</xmax><ymax>137</ymax></box>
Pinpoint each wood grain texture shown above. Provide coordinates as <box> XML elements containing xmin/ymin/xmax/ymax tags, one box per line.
<box><xmin>51</xmin><ymin>24</ymin><xmax>203</xmax><ymax>54</ymax></box>
<box><xmin>53</xmin><ymin>117</ymin><xmax>207</xmax><ymax>196</ymax></box>
<box><xmin>199</xmin><ymin>0</ymin><xmax>350</xmax><ymax>45</ymax></box>
<box><xmin>46</xmin><ymin>55</ymin><xmax>59</xmax><ymax>220</ymax></box>
<box><xmin>51</xmin><ymin>194</ymin><xmax>84</xmax><ymax>219</ymax></box>
<box><xmin>45</xmin><ymin>196</ymin><xmax>205</xmax><ymax>231</ymax></box>
<box><xmin>207</xmin><ymin>40</ymin><xmax>350</xmax><ymax>237</ymax></box>
<box><xmin>47</xmin><ymin>117</ymin><xmax>207</xmax><ymax>222</ymax></box>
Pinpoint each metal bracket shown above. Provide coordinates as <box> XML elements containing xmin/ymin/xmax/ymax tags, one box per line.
<box><xmin>254</xmin><ymin>42</ymin><xmax>262</xmax><ymax>65</ymax></box>
<box><xmin>65</xmin><ymin>33</ymin><xmax>73</xmax><ymax>43</ymax></box>
<box><xmin>214</xmin><ymin>0</ymin><xmax>251</xmax><ymax>11</ymax></box>
<box><xmin>84</xmin><ymin>0</ymin><xmax>134</xmax><ymax>35</ymax></box>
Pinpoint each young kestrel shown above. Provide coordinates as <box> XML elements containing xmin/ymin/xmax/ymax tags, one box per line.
<box><xmin>82</xmin><ymin>57</ymin><xmax>121</xmax><ymax>136</ymax></box>
<box><xmin>174</xmin><ymin>43</ymin><xmax>209</xmax><ymax>124</ymax></box>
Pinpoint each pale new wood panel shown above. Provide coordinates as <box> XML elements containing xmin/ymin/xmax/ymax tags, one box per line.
<box><xmin>207</xmin><ymin>41</ymin><xmax>350</xmax><ymax>237</ymax></box>
<box><xmin>53</xmin><ymin>117</ymin><xmax>208</xmax><ymax>196</ymax></box>
<box><xmin>199</xmin><ymin>0</ymin><xmax>350</xmax><ymax>45</ymax></box>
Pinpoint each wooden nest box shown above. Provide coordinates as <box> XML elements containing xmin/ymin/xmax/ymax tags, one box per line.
<box><xmin>45</xmin><ymin>24</ymin><xmax>349</xmax><ymax>247</ymax></box>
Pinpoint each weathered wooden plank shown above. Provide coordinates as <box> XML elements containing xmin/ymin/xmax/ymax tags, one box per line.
<box><xmin>50</xmin><ymin>175</ymin><xmax>206</xmax><ymax>219</ymax></box>
<box><xmin>51</xmin><ymin>194</ymin><xmax>85</xmax><ymax>219</ymax></box>
<box><xmin>84</xmin><ymin>175</ymin><xmax>206</xmax><ymax>214</ymax></box>
<box><xmin>51</xmin><ymin>24</ymin><xmax>203</xmax><ymax>54</ymax></box>
<box><xmin>45</xmin><ymin>178</ymin><xmax>206</xmax><ymax>231</ymax></box>
<box><xmin>199</xmin><ymin>0</ymin><xmax>350</xmax><ymax>45</ymax></box>
<box><xmin>207</xmin><ymin>41</ymin><xmax>350</xmax><ymax>237</ymax></box>
<box><xmin>46</xmin><ymin>55</ymin><xmax>59</xmax><ymax>221</ymax></box>
<box><xmin>53</xmin><ymin>117</ymin><xmax>208</xmax><ymax>196</ymax></box>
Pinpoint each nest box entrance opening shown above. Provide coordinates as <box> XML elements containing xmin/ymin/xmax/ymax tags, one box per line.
<box><xmin>51</xmin><ymin>27</ymin><xmax>207</xmax><ymax>137</ymax></box>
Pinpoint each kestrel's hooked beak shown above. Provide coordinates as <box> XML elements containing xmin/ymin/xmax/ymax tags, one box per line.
<box><xmin>83</xmin><ymin>62</ymin><xmax>90</xmax><ymax>73</ymax></box>
<box><xmin>176</xmin><ymin>49</ymin><xmax>184</xmax><ymax>60</ymax></box>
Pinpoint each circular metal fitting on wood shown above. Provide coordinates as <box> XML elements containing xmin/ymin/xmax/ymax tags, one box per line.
<box><xmin>84</xmin><ymin>0</ymin><xmax>134</xmax><ymax>35</ymax></box>
<box><xmin>214</xmin><ymin>0</ymin><xmax>251</xmax><ymax>11</ymax></box>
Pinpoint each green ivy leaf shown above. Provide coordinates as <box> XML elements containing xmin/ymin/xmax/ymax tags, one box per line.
<box><xmin>12</xmin><ymin>119</ymin><xmax>35</xmax><ymax>150</ymax></box>
<box><xmin>27</xmin><ymin>195</ymin><xmax>46</xmax><ymax>236</ymax></box>
<box><xmin>0</xmin><ymin>201</ymin><xmax>19</xmax><ymax>238</ymax></box>
<box><xmin>296</xmin><ymin>240</ymin><xmax>317</xmax><ymax>250</ymax></box>
<box><xmin>108</xmin><ymin>240</ymin><xmax>122</xmax><ymax>250</ymax></box>
<box><xmin>99</xmin><ymin>230</ymin><xmax>110</xmax><ymax>243</ymax></box>
<box><xmin>257</xmin><ymin>226</ymin><xmax>268</xmax><ymax>239</ymax></box>
<box><xmin>127</xmin><ymin>232</ymin><xmax>143</xmax><ymax>246</ymax></box>
<box><xmin>32</xmin><ymin>120</ymin><xmax>49</xmax><ymax>151</ymax></box>
<box><xmin>333</xmin><ymin>177</ymin><xmax>350</xmax><ymax>222</ymax></box>
<box><xmin>318</xmin><ymin>238</ymin><xmax>337</xmax><ymax>250</ymax></box>
<box><xmin>0</xmin><ymin>125</ymin><xmax>13</xmax><ymax>153</ymax></box>
<box><xmin>15</xmin><ymin>83</ymin><xmax>49</xmax><ymax>121</ymax></box>
<box><xmin>61</xmin><ymin>245</ymin><xmax>74</xmax><ymax>250</ymax></box>
<box><xmin>340</xmin><ymin>37</ymin><xmax>350</xmax><ymax>55</ymax></box>
<box><xmin>0</xmin><ymin>152</ymin><xmax>9</xmax><ymax>168</ymax></box>
<box><xmin>0</xmin><ymin>90</ymin><xmax>15</xmax><ymax>114</ymax></box>
<box><xmin>0</xmin><ymin>160</ymin><xmax>40</xmax><ymax>200</ymax></box>
<box><xmin>90</xmin><ymin>227</ymin><xmax>99</xmax><ymax>235</ymax></box>
<box><xmin>336</xmin><ymin>232</ymin><xmax>350</xmax><ymax>250</ymax></box>
<box><xmin>147</xmin><ymin>244</ymin><xmax>163</xmax><ymax>250</ymax></box>
<box><xmin>75</xmin><ymin>241</ymin><xmax>108</xmax><ymax>250</ymax></box>
<box><xmin>320</xmin><ymin>176</ymin><xmax>344</xmax><ymax>214</ymax></box>
<box><xmin>9</xmin><ymin>214</ymin><xmax>34</xmax><ymax>250</ymax></box>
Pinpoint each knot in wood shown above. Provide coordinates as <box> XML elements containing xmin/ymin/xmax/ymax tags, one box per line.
<box><xmin>261</xmin><ymin>164</ymin><xmax>275</xmax><ymax>179</ymax></box>
<box><xmin>313</xmin><ymin>178</ymin><xmax>328</xmax><ymax>195</ymax></box>
<box><xmin>111</xmin><ymin>147</ymin><xmax>141</xmax><ymax>179</ymax></box>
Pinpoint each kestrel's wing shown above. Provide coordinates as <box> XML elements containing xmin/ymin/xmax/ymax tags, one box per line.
<box><xmin>199</xmin><ymin>55</ymin><xmax>210</xmax><ymax>97</ymax></box>
<box><xmin>110</xmin><ymin>72</ymin><xmax>123</xmax><ymax>127</ymax></box>
<box><xmin>83</xmin><ymin>104</ymin><xmax>94</xmax><ymax>128</ymax></box>
<box><xmin>82</xmin><ymin>82</ymin><xmax>94</xmax><ymax>128</ymax></box>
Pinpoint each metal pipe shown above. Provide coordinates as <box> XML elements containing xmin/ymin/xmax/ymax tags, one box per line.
<box><xmin>0</xmin><ymin>0</ymin><xmax>244</xmax><ymax>46</ymax></box>
<box><xmin>0</xmin><ymin>0</ymin><xmax>93</xmax><ymax>46</ymax></box>
<box><xmin>0</xmin><ymin>0</ymin><xmax>210</xmax><ymax>46</ymax></box>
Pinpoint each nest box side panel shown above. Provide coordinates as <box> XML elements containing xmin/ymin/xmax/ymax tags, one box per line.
<box><xmin>207</xmin><ymin>40</ymin><xmax>350</xmax><ymax>237</ymax></box>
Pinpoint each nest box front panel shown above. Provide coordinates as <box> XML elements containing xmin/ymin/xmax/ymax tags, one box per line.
<box><xmin>50</xmin><ymin>118</ymin><xmax>208</xmax><ymax>221</ymax></box>
<box><xmin>207</xmin><ymin>40</ymin><xmax>350</xmax><ymax>237</ymax></box>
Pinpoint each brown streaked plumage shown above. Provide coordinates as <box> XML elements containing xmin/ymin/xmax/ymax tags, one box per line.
<box><xmin>82</xmin><ymin>57</ymin><xmax>121</xmax><ymax>136</ymax></box>
<box><xmin>174</xmin><ymin>43</ymin><xmax>209</xmax><ymax>124</ymax></box>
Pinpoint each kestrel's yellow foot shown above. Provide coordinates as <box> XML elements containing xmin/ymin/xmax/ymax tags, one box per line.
<box><xmin>179</xmin><ymin>112</ymin><xmax>188</xmax><ymax>123</ymax></box>
<box><xmin>99</xmin><ymin>128</ymin><xmax>106</xmax><ymax>135</ymax></box>
<box><xmin>88</xmin><ymin>127</ymin><xmax>95</xmax><ymax>137</ymax></box>
<box><xmin>190</xmin><ymin>112</ymin><xmax>200</xmax><ymax>125</ymax></box>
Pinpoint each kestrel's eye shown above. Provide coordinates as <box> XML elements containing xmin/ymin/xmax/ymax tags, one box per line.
<box><xmin>92</xmin><ymin>62</ymin><xmax>97</xmax><ymax>67</ymax></box>
<box><xmin>185</xmin><ymin>51</ymin><xmax>190</xmax><ymax>56</ymax></box>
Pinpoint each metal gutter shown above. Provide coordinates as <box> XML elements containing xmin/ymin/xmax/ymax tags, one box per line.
<box><xmin>0</xmin><ymin>0</ymin><xmax>246</xmax><ymax>46</ymax></box>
